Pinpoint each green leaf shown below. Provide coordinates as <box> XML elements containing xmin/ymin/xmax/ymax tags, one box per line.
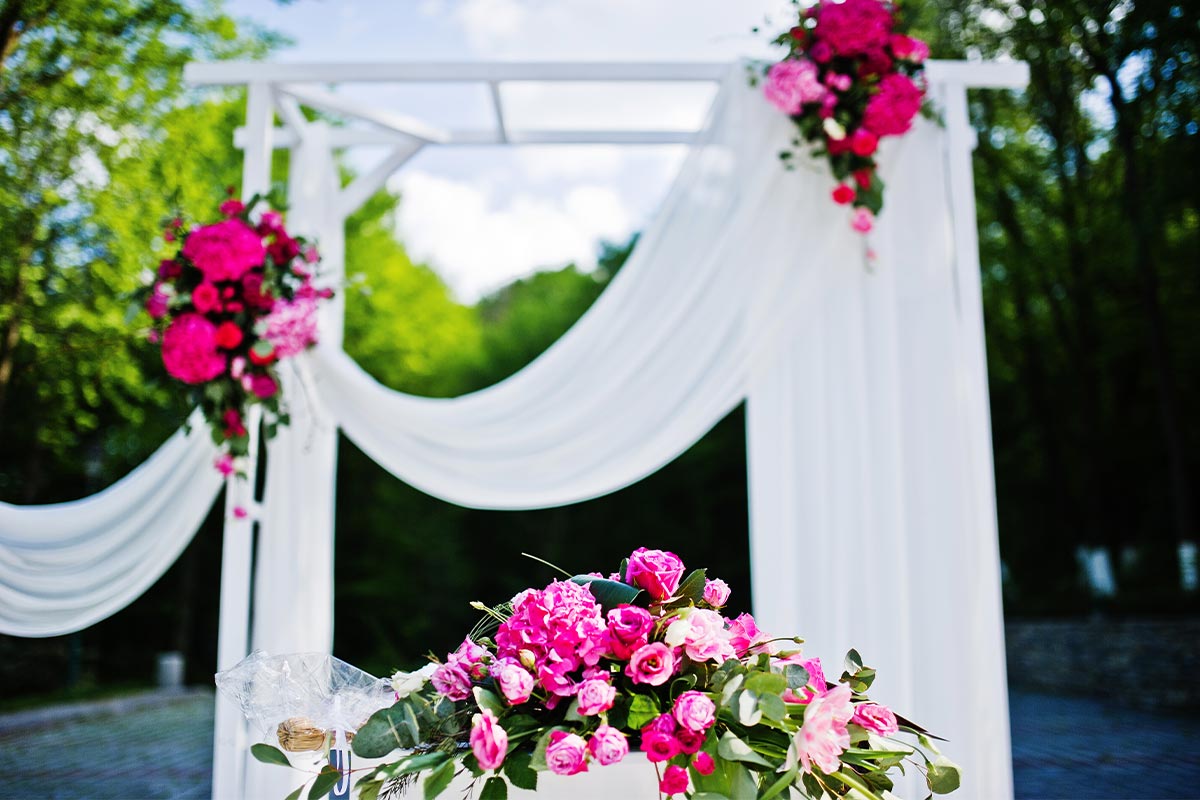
<box><xmin>356</xmin><ymin>781</ymin><xmax>381</xmax><ymax>800</ymax></box>
<box><xmin>759</xmin><ymin>691</ymin><xmax>787</xmax><ymax>722</ymax></box>
<box><xmin>503</xmin><ymin>751</ymin><xmax>538</xmax><ymax>791</ymax></box>
<box><xmin>783</xmin><ymin>664</ymin><xmax>810</xmax><ymax>690</ymax></box>
<box><xmin>250</xmin><ymin>743</ymin><xmax>291</xmax><ymax>767</ymax></box>
<box><xmin>372</xmin><ymin>751</ymin><xmax>452</xmax><ymax>781</ymax></box>
<box><xmin>569</xmin><ymin>575</ymin><xmax>640</xmax><ymax>612</ymax></box>
<box><xmin>284</xmin><ymin>785</ymin><xmax>305</xmax><ymax>800</ymax></box>
<box><xmin>353</xmin><ymin>701</ymin><xmax>425</xmax><ymax>758</ymax></box>
<box><xmin>734</xmin><ymin>690</ymin><xmax>763</xmax><ymax>726</ymax></box>
<box><xmin>627</xmin><ymin>692</ymin><xmax>662</xmax><ymax>729</ymax></box>
<box><xmin>473</xmin><ymin>687</ymin><xmax>505</xmax><ymax>716</ymax></box>
<box><xmin>672</xmin><ymin>569</ymin><xmax>707</xmax><ymax>604</ymax></box>
<box><xmin>308</xmin><ymin>768</ymin><xmax>340</xmax><ymax>800</ymax></box>
<box><xmin>529</xmin><ymin>728</ymin><xmax>559</xmax><ymax>771</ymax></box>
<box><xmin>745</xmin><ymin>671</ymin><xmax>787</xmax><ymax>697</ymax></box>
<box><xmin>926</xmin><ymin>755</ymin><xmax>962</xmax><ymax>794</ymax></box>
<box><xmin>758</xmin><ymin>764</ymin><xmax>798</xmax><ymax>800</ymax></box>
<box><xmin>424</xmin><ymin>759</ymin><xmax>456</xmax><ymax>800</ymax></box>
<box><xmin>717</xmin><ymin>731</ymin><xmax>773</xmax><ymax>769</ymax></box>
<box><xmin>480</xmin><ymin>777</ymin><xmax>508</xmax><ymax>800</ymax></box>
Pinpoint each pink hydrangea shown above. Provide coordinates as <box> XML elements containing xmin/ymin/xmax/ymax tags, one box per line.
<box><xmin>161</xmin><ymin>314</ymin><xmax>225</xmax><ymax>384</ymax></box>
<box><xmin>495</xmin><ymin>580</ymin><xmax>607</xmax><ymax>696</ymax></box>
<box><xmin>852</xmin><ymin>702</ymin><xmax>899</xmax><ymax>735</ymax></box>
<box><xmin>625</xmin><ymin>547</ymin><xmax>686</xmax><ymax>601</ymax></box>
<box><xmin>469</xmin><ymin>710</ymin><xmax>508</xmax><ymax>771</ymax></box>
<box><xmin>545</xmin><ymin>731</ymin><xmax>589</xmax><ymax>776</ymax></box>
<box><xmin>588</xmin><ymin>725</ymin><xmax>629</xmax><ymax>766</ymax></box>
<box><xmin>263</xmin><ymin>296</ymin><xmax>319</xmax><ymax>359</ymax></box>
<box><xmin>796</xmin><ymin>684</ymin><xmax>854</xmax><ymax>774</ymax></box>
<box><xmin>862</xmin><ymin>73</ymin><xmax>924</xmax><ymax>137</ymax></box>
<box><xmin>665</xmin><ymin>609</ymin><xmax>736</xmax><ymax>663</ymax></box>
<box><xmin>763</xmin><ymin>59</ymin><xmax>828</xmax><ymax>115</ymax></box>
<box><xmin>812</xmin><ymin>0</ymin><xmax>893</xmax><ymax>56</ymax></box>
<box><xmin>181</xmin><ymin>219</ymin><xmax>265</xmax><ymax>282</ymax></box>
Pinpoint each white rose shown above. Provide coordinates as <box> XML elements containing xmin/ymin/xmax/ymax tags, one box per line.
<box><xmin>390</xmin><ymin>662</ymin><xmax>437</xmax><ymax>698</ymax></box>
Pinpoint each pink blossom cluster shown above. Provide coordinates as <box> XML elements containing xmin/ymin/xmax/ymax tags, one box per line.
<box><xmin>761</xmin><ymin>0</ymin><xmax>929</xmax><ymax>234</ymax></box>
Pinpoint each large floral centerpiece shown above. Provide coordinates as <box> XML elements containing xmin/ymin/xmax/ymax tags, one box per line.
<box><xmin>139</xmin><ymin>193</ymin><xmax>330</xmax><ymax>495</ymax></box>
<box><xmin>760</xmin><ymin>0</ymin><xmax>932</xmax><ymax>235</ymax></box>
<box><xmin>252</xmin><ymin>548</ymin><xmax>960</xmax><ymax>799</ymax></box>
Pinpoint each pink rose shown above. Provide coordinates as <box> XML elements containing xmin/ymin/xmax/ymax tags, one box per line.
<box><xmin>492</xmin><ymin>660</ymin><xmax>534</xmax><ymax>705</ymax></box>
<box><xmin>675</xmin><ymin>728</ymin><xmax>706</xmax><ymax>755</ymax></box>
<box><xmin>181</xmin><ymin>219</ymin><xmax>265</xmax><ymax>282</ymax></box>
<box><xmin>862</xmin><ymin>73</ymin><xmax>924</xmax><ymax>137</ymax></box>
<box><xmin>451</xmin><ymin>637</ymin><xmax>489</xmax><ymax>680</ymax></box>
<box><xmin>215</xmin><ymin>321</ymin><xmax>243</xmax><ymax>350</ymax></box>
<box><xmin>832</xmin><ymin>184</ymin><xmax>857</xmax><ymax>205</ymax></box>
<box><xmin>214</xmin><ymin>453</ymin><xmax>235</xmax><ymax>476</ymax></box>
<box><xmin>575</xmin><ymin>678</ymin><xmax>616</xmax><ymax>716</ymax></box>
<box><xmin>763</xmin><ymin>58</ymin><xmax>828</xmax><ymax>115</ymax></box>
<box><xmin>850</xmin><ymin>128</ymin><xmax>879</xmax><ymax>156</ymax></box>
<box><xmin>659</xmin><ymin>764</ymin><xmax>689</xmax><ymax>796</ymax></box>
<box><xmin>431</xmin><ymin>659</ymin><xmax>472</xmax><ymax>701</ymax></box>
<box><xmin>824</xmin><ymin>72</ymin><xmax>853</xmax><ymax>92</ymax></box>
<box><xmin>219</xmin><ymin>199</ymin><xmax>245</xmax><ymax>217</ymax></box>
<box><xmin>625</xmin><ymin>547</ymin><xmax>686</xmax><ymax>601</ymax></box>
<box><xmin>641</xmin><ymin>730</ymin><xmax>680</xmax><ymax>763</ymax></box>
<box><xmin>158</xmin><ymin>259</ymin><xmax>181</xmax><ymax>279</ymax></box>
<box><xmin>644</xmin><ymin>713</ymin><xmax>677</xmax><ymax>736</ymax></box>
<box><xmin>665</xmin><ymin>609</ymin><xmax>736</xmax><ymax>663</ymax></box>
<box><xmin>191</xmin><ymin>283</ymin><xmax>220</xmax><ymax>314</ymax></box>
<box><xmin>851</xmin><ymin>703</ymin><xmax>899</xmax><ymax>736</ymax></box>
<box><xmin>796</xmin><ymin>684</ymin><xmax>854</xmax><ymax>774</ymax></box>
<box><xmin>256</xmin><ymin>210</ymin><xmax>283</xmax><ymax>235</ymax></box>
<box><xmin>702</xmin><ymin>579</ymin><xmax>730</xmax><ymax>607</ymax></box>
<box><xmin>605</xmin><ymin>604</ymin><xmax>653</xmax><ymax>659</ymax></box>
<box><xmin>811</xmin><ymin>0</ymin><xmax>893</xmax><ymax>56</ymax></box>
<box><xmin>851</xmin><ymin>207</ymin><xmax>875</xmax><ymax>233</ymax></box>
<box><xmin>728</xmin><ymin>612</ymin><xmax>772</xmax><ymax>656</ymax></box>
<box><xmin>250</xmin><ymin>373</ymin><xmax>278</xmax><ymax>398</ymax></box>
<box><xmin>469</xmin><ymin>709</ymin><xmax>508</xmax><ymax>771</ymax></box>
<box><xmin>810</xmin><ymin>39</ymin><xmax>833</xmax><ymax>63</ymax></box>
<box><xmin>625</xmin><ymin>642</ymin><xmax>676</xmax><ymax>686</ymax></box>
<box><xmin>545</xmin><ymin>731</ymin><xmax>588</xmax><ymax>776</ymax></box>
<box><xmin>145</xmin><ymin>285</ymin><xmax>170</xmax><ymax>319</ymax></box>
<box><xmin>693</xmin><ymin>751</ymin><xmax>716</xmax><ymax>776</ymax></box>
<box><xmin>889</xmin><ymin>33</ymin><xmax>929</xmax><ymax>63</ymax></box>
<box><xmin>161</xmin><ymin>314</ymin><xmax>225</xmax><ymax>384</ymax></box>
<box><xmin>673</xmin><ymin>691</ymin><xmax>716</xmax><ymax>733</ymax></box>
<box><xmin>588</xmin><ymin>725</ymin><xmax>629</xmax><ymax>766</ymax></box>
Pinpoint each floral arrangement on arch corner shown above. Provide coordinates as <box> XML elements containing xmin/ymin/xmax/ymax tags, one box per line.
<box><xmin>136</xmin><ymin>191</ymin><xmax>332</xmax><ymax>509</ymax></box>
<box><xmin>756</xmin><ymin>0</ymin><xmax>934</xmax><ymax>238</ymax></box>
<box><xmin>288</xmin><ymin>548</ymin><xmax>960</xmax><ymax>800</ymax></box>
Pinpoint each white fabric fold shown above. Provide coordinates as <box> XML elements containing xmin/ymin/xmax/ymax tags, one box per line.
<box><xmin>0</xmin><ymin>410</ymin><xmax>222</xmax><ymax>637</ymax></box>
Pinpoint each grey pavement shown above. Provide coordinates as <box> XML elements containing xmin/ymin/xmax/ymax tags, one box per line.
<box><xmin>0</xmin><ymin>688</ymin><xmax>1197</xmax><ymax>799</ymax></box>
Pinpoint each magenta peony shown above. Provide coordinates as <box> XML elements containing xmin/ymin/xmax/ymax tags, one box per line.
<box><xmin>161</xmin><ymin>314</ymin><xmax>225</xmax><ymax>384</ymax></box>
<box><xmin>659</xmin><ymin>764</ymin><xmax>690</xmax><ymax>796</ymax></box>
<box><xmin>763</xmin><ymin>59</ymin><xmax>828</xmax><ymax>115</ymax></box>
<box><xmin>812</xmin><ymin>0</ymin><xmax>893</xmax><ymax>56</ymax></box>
<box><xmin>182</xmin><ymin>219</ymin><xmax>265</xmax><ymax>282</ymax></box>
<box><xmin>263</xmin><ymin>296</ymin><xmax>319</xmax><ymax>359</ymax></box>
<box><xmin>862</xmin><ymin>73</ymin><xmax>924</xmax><ymax>137</ymax></box>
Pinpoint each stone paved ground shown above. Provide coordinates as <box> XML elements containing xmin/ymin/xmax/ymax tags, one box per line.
<box><xmin>0</xmin><ymin>689</ymin><xmax>1197</xmax><ymax>799</ymax></box>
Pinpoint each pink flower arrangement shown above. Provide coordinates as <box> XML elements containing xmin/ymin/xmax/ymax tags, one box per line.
<box><xmin>762</xmin><ymin>0</ymin><xmax>930</xmax><ymax>234</ymax></box>
<box><xmin>139</xmin><ymin>192</ymin><xmax>327</xmax><ymax>483</ymax></box>
<box><xmin>343</xmin><ymin>548</ymin><xmax>958</xmax><ymax>800</ymax></box>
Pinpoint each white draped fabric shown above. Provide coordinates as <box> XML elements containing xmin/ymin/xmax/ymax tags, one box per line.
<box><xmin>0</xmin><ymin>67</ymin><xmax>1013</xmax><ymax>798</ymax></box>
<box><xmin>0</xmin><ymin>411</ymin><xmax>222</xmax><ymax>637</ymax></box>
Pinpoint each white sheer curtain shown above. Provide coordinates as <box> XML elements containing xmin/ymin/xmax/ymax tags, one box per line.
<box><xmin>0</xmin><ymin>410</ymin><xmax>222</xmax><ymax>637</ymax></box>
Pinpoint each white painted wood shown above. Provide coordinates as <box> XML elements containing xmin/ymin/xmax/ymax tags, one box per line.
<box><xmin>210</xmin><ymin>80</ymin><xmax>273</xmax><ymax>800</ymax></box>
<box><xmin>272</xmin><ymin>89</ymin><xmax>308</xmax><ymax>138</ymax></box>
<box><xmin>278</xmin><ymin>83</ymin><xmax>450</xmax><ymax>143</ymax></box>
<box><xmin>234</xmin><ymin>126</ymin><xmax>705</xmax><ymax>149</ymax></box>
<box><xmin>337</xmin><ymin>140</ymin><xmax>424</xmax><ymax>219</ymax></box>
<box><xmin>488</xmin><ymin>81</ymin><xmax>509</xmax><ymax>143</ymax></box>
<box><xmin>925</xmin><ymin>59</ymin><xmax>1029</xmax><ymax>88</ymax></box>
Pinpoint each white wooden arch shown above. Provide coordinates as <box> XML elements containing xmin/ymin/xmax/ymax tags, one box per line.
<box><xmin>184</xmin><ymin>60</ymin><xmax>1028</xmax><ymax>800</ymax></box>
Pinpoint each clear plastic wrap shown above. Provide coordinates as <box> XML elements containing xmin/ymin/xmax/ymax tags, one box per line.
<box><xmin>215</xmin><ymin>650</ymin><xmax>394</xmax><ymax>742</ymax></box>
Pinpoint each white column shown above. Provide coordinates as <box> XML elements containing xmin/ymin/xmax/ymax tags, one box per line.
<box><xmin>211</xmin><ymin>81</ymin><xmax>273</xmax><ymax>800</ymax></box>
<box><xmin>242</xmin><ymin>120</ymin><xmax>345</xmax><ymax>800</ymax></box>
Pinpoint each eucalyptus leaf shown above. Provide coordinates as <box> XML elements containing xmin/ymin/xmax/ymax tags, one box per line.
<box><xmin>717</xmin><ymin>731</ymin><xmax>773</xmax><ymax>769</ymax></box>
<box><xmin>569</xmin><ymin>576</ymin><xmax>640</xmax><ymax>612</ymax></box>
<box><xmin>745</xmin><ymin>671</ymin><xmax>787</xmax><ymax>697</ymax></box>
<box><xmin>735</xmin><ymin>690</ymin><xmax>763</xmax><ymax>727</ymax></box>
<box><xmin>759</xmin><ymin>691</ymin><xmax>787</xmax><ymax>722</ymax></box>
<box><xmin>284</xmin><ymin>785</ymin><xmax>305</xmax><ymax>800</ymax></box>
<box><xmin>250</xmin><ymin>743</ymin><xmax>291</xmax><ymax>767</ymax></box>
<box><xmin>424</xmin><ymin>759</ymin><xmax>456</xmax><ymax>800</ymax></box>
<box><xmin>783</xmin><ymin>664</ymin><xmax>810</xmax><ymax>691</ymax></box>
<box><xmin>926</xmin><ymin>755</ymin><xmax>962</xmax><ymax>794</ymax></box>
<box><xmin>308</xmin><ymin>768</ymin><xmax>340</xmax><ymax>800</ymax></box>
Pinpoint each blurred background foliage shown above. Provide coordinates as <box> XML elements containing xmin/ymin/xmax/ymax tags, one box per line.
<box><xmin>0</xmin><ymin>0</ymin><xmax>1196</xmax><ymax>696</ymax></box>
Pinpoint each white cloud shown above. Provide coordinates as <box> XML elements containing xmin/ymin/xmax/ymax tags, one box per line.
<box><xmin>393</xmin><ymin>171</ymin><xmax>633</xmax><ymax>301</ymax></box>
<box><xmin>454</xmin><ymin>0</ymin><xmax>531</xmax><ymax>50</ymax></box>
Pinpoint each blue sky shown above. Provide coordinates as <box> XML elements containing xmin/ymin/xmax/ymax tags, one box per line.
<box><xmin>226</xmin><ymin>0</ymin><xmax>789</xmax><ymax>300</ymax></box>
